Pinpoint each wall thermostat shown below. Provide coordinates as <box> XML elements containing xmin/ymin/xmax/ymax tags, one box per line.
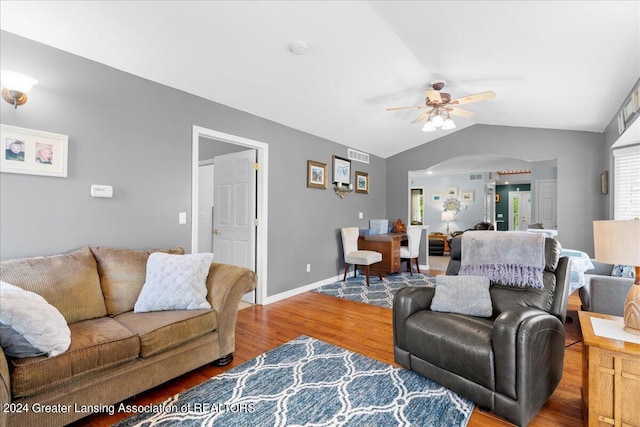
<box><xmin>90</xmin><ymin>185</ymin><xmax>113</xmax><ymax>198</ymax></box>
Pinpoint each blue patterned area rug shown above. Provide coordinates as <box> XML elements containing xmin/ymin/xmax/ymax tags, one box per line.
<box><xmin>313</xmin><ymin>272</ymin><xmax>435</xmax><ymax>308</ymax></box>
<box><xmin>116</xmin><ymin>336</ymin><xmax>473</xmax><ymax>427</ymax></box>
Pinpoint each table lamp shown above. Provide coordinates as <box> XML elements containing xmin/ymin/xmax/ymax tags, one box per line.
<box><xmin>593</xmin><ymin>219</ymin><xmax>640</xmax><ymax>335</ymax></box>
<box><xmin>441</xmin><ymin>211</ymin><xmax>455</xmax><ymax>234</ymax></box>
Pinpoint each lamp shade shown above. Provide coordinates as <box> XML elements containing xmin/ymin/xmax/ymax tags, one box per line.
<box><xmin>594</xmin><ymin>219</ymin><xmax>640</xmax><ymax>335</ymax></box>
<box><xmin>593</xmin><ymin>220</ymin><xmax>640</xmax><ymax>266</ymax></box>
<box><xmin>441</xmin><ymin>211</ymin><xmax>455</xmax><ymax>222</ymax></box>
<box><xmin>422</xmin><ymin>122</ymin><xmax>436</xmax><ymax>132</ymax></box>
<box><xmin>0</xmin><ymin>70</ymin><xmax>38</xmax><ymax>93</ymax></box>
<box><xmin>431</xmin><ymin>114</ymin><xmax>444</xmax><ymax>127</ymax></box>
<box><xmin>441</xmin><ymin>118</ymin><xmax>456</xmax><ymax>130</ymax></box>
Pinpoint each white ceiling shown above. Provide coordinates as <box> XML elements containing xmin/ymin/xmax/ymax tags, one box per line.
<box><xmin>1</xmin><ymin>1</ymin><xmax>639</xmax><ymax>159</ymax></box>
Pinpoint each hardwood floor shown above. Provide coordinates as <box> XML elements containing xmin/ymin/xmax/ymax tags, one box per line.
<box><xmin>72</xmin><ymin>271</ymin><xmax>585</xmax><ymax>427</ymax></box>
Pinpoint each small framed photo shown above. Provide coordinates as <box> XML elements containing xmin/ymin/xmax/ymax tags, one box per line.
<box><xmin>430</xmin><ymin>192</ymin><xmax>442</xmax><ymax>203</ymax></box>
<box><xmin>495</xmin><ymin>194</ymin><xmax>501</xmax><ymax>203</ymax></box>
<box><xmin>307</xmin><ymin>160</ymin><xmax>328</xmax><ymax>189</ymax></box>
<box><xmin>445</xmin><ymin>186</ymin><xmax>458</xmax><ymax>198</ymax></box>
<box><xmin>1</xmin><ymin>125</ymin><xmax>68</xmax><ymax>178</ymax></box>
<box><xmin>461</xmin><ymin>190</ymin><xmax>474</xmax><ymax>202</ymax></box>
<box><xmin>355</xmin><ymin>171</ymin><xmax>369</xmax><ymax>194</ymax></box>
<box><xmin>332</xmin><ymin>155</ymin><xmax>351</xmax><ymax>185</ymax></box>
<box><xmin>623</xmin><ymin>98</ymin><xmax>634</xmax><ymax>123</ymax></box>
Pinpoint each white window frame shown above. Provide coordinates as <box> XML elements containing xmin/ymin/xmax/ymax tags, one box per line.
<box><xmin>613</xmin><ymin>144</ymin><xmax>640</xmax><ymax>220</ymax></box>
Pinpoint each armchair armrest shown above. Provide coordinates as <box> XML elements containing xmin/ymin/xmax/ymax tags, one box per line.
<box><xmin>205</xmin><ymin>263</ymin><xmax>257</xmax><ymax>357</ymax></box>
<box><xmin>492</xmin><ymin>306</ymin><xmax>565</xmax><ymax>404</ymax></box>
<box><xmin>393</xmin><ymin>286</ymin><xmax>435</xmax><ymax>351</ymax></box>
<box><xmin>588</xmin><ymin>275</ymin><xmax>634</xmax><ymax>317</ymax></box>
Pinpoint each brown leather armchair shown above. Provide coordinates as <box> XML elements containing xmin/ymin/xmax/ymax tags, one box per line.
<box><xmin>393</xmin><ymin>235</ymin><xmax>570</xmax><ymax>426</ymax></box>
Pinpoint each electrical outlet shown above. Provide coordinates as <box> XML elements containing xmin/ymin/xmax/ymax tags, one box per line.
<box><xmin>306</xmin><ymin>264</ymin><xmax>311</xmax><ymax>273</ymax></box>
<box><xmin>179</xmin><ymin>212</ymin><xmax>187</xmax><ymax>224</ymax></box>
<box><xmin>359</xmin><ymin>212</ymin><xmax>363</xmax><ymax>219</ymax></box>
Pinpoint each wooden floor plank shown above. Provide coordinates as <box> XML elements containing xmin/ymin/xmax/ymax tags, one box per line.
<box><xmin>71</xmin><ymin>281</ymin><xmax>584</xmax><ymax>427</ymax></box>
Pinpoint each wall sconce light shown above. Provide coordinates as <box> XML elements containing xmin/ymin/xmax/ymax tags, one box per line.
<box><xmin>334</xmin><ymin>182</ymin><xmax>353</xmax><ymax>199</ymax></box>
<box><xmin>1</xmin><ymin>70</ymin><xmax>38</xmax><ymax>108</ymax></box>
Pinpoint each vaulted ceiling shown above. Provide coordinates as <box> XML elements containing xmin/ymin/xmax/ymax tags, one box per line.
<box><xmin>1</xmin><ymin>1</ymin><xmax>638</xmax><ymax>158</ymax></box>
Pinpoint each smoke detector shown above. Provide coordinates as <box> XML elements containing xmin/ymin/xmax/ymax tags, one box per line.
<box><xmin>289</xmin><ymin>40</ymin><xmax>308</xmax><ymax>55</ymax></box>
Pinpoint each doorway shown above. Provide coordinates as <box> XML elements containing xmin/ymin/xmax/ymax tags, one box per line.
<box><xmin>508</xmin><ymin>191</ymin><xmax>532</xmax><ymax>230</ymax></box>
<box><xmin>191</xmin><ymin>126</ymin><xmax>268</xmax><ymax>305</ymax></box>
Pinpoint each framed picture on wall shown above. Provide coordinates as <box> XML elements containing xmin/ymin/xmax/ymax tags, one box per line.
<box><xmin>0</xmin><ymin>124</ymin><xmax>68</xmax><ymax>178</ymax></box>
<box><xmin>332</xmin><ymin>155</ymin><xmax>351</xmax><ymax>185</ymax></box>
<box><xmin>461</xmin><ymin>190</ymin><xmax>474</xmax><ymax>202</ymax></box>
<box><xmin>307</xmin><ymin>160</ymin><xmax>328</xmax><ymax>189</ymax></box>
<box><xmin>430</xmin><ymin>192</ymin><xmax>442</xmax><ymax>203</ymax></box>
<box><xmin>355</xmin><ymin>171</ymin><xmax>369</xmax><ymax>194</ymax></box>
<box><xmin>445</xmin><ymin>186</ymin><xmax>458</xmax><ymax>198</ymax></box>
<box><xmin>495</xmin><ymin>194</ymin><xmax>501</xmax><ymax>203</ymax></box>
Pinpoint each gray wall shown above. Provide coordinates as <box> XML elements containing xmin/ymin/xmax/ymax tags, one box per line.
<box><xmin>0</xmin><ymin>31</ymin><xmax>386</xmax><ymax>298</ymax></box>
<box><xmin>386</xmin><ymin>124</ymin><xmax>606</xmax><ymax>256</ymax></box>
<box><xmin>411</xmin><ymin>173</ymin><xmax>486</xmax><ymax>233</ymax></box>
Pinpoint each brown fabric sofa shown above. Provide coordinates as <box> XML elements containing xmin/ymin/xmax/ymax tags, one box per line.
<box><xmin>0</xmin><ymin>246</ymin><xmax>257</xmax><ymax>427</ymax></box>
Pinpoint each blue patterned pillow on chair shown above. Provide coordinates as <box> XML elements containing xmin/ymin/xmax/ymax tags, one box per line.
<box><xmin>612</xmin><ymin>265</ymin><xmax>636</xmax><ymax>278</ymax></box>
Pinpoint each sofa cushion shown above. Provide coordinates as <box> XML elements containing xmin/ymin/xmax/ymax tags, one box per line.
<box><xmin>0</xmin><ymin>248</ymin><xmax>107</xmax><ymax>323</ymax></box>
<box><xmin>90</xmin><ymin>246</ymin><xmax>185</xmax><ymax>316</ymax></box>
<box><xmin>9</xmin><ymin>317</ymin><xmax>139</xmax><ymax>398</ymax></box>
<box><xmin>134</xmin><ymin>252</ymin><xmax>214</xmax><ymax>313</ymax></box>
<box><xmin>406</xmin><ymin>310</ymin><xmax>495</xmax><ymax>391</ymax></box>
<box><xmin>0</xmin><ymin>281</ymin><xmax>71</xmax><ymax>357</ymax></box>
<box><xmin>114</xmin><ymin>309</ymin><xmax>217</xmax><ymax>358</ymax></box>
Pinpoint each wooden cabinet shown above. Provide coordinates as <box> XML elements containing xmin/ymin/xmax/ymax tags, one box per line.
<box><xmin>578</xmin><ymin>311</ymin><xmax>640</xmax><ymax>427</ymax></box>
<box><xmin>358</xmin><ymin>233</ymin><xmax>406</xmax><ymax>276</ymax></box>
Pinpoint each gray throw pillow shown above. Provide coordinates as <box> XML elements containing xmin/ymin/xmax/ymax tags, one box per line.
<box><xmin>431</xmin><ymin>275</ymin><xmax>493</xmax><ymax>317</ymax></box>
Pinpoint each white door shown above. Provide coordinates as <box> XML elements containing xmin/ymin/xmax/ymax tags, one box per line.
<box><xmin>508</xmin><ymin>191</ymin><xmax>532</xmax><ymax>231</ymax></box>
<box><xmin>213</xmin><ymin>149</ymin><xmax>256</xmax><ymax>302</ymax></box>
<box><xmin>536</xmin><ymin>180</ymin><xmax>557</xmax><ymax>229</ymax></box>
<box><xmin>197</xmin><ymin>164</ymin><xmax>214</xmax><ymax>253</ymax></box>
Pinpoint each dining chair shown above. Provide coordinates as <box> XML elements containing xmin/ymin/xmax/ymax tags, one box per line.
<box><xmin>400</xmin><ymin>226</ymin><xmax>422</xmax><ymax>275</ymax></box>
<box><xmin>341</xmin><ymin>227</ymin><xmax>382</xmax><ymax>286</ymax></box>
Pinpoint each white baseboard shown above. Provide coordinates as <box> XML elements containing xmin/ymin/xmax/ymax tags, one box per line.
<box><xmin>262</xmin><ymin>274</ymin><xmax>343</xmax><ymax>305</ymax></box>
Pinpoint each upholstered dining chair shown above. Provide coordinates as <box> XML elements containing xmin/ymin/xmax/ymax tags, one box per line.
<box><xmin>400</xmin><ymin>227</ymin><xmax>422</xmax><ymax>275</ymax></box>
<box><xmin>341</xmin><ymin>227</ymin><xmax>382</xmax><ymax>286</ymax></box>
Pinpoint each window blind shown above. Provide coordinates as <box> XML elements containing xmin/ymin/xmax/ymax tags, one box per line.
<box><xmin>613</xmin><ymin>144</ymin><xmax>640</xmax><ymax>220</ymax></box>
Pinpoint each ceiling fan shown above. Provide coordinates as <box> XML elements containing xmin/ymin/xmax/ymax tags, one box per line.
<box><xmin>387</xmin><ymin>81</ymin><xmax>495</xmax><ymax>132</ymax></box>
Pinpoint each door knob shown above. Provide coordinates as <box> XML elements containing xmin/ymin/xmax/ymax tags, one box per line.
<box><xmin>213</xmin><ymin>229</ymin><xmax>219</xmax><ymax>235</ymax></box>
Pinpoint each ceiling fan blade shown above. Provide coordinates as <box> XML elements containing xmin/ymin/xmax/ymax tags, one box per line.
<box><xmin>449</xmin><ymin>91</ymin><xmax>496</xmax><ymax>106</ymax></box>
<box><xmin>411</xmin><ymin>109</ymin><xmax>434</xmax><ymax>124</ymax></box>
<box><xmin>386</xmin><ymin>105</ymin><xmax>425</xmax><ymax>111</ymax></box>
<box><xmin>425</xmin><ymin>89</ymin><xmax>442</xmax><ymax>103</ymax></box>
<box><xmin>447</xmin><ymin>107</ymin><xmax>475</xmax><ymax>118</ymax></box>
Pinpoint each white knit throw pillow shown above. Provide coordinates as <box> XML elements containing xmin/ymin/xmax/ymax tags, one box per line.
<box><xmin>0</xmin><ymin>281</ymin><xmax>71</xmax><ymax>357</ymax></box>
<box><xmin>134</xmin><ymin>252</ymin><xmax>214</xmax><ymax>312</ymax></box>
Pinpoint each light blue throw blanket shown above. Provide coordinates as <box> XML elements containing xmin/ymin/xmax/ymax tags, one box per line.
<box><xmin>459</xmin><ymin>231</ymin><xmax>546</xmax><ymax>289</ymax></box>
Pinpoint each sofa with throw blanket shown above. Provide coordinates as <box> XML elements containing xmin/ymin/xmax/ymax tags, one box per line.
<box><xmin>393</xmin><ymin>231</ymin><xmax>570</xmax><ymax>427</ymax></box>
<box><xmin>0</xmin><ymin>246</ymin><xmax>257</xmax><ymax>427</ymax></box>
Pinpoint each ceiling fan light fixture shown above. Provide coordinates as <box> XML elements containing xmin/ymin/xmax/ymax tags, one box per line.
<box><xmin>441</xmin><ymin>117</ymin><xmax>456</xmax><ymax>130</ymax></box>
<box><xmin>431</xmin><ymin>114</ymin><xmax>444</xmax><ymax>128</ymax></box>
<box><xmin>422</xmin><ymin>121</ymin><xmax>436</xmax><ymax>132</ymax></box>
